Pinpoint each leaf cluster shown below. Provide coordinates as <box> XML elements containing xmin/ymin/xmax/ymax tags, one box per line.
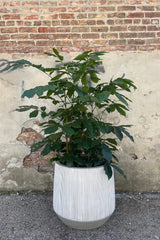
<box><xmin>4</xmin><ymin>49</ymin><xmax>136</xmax><ymax>179</ymax></box>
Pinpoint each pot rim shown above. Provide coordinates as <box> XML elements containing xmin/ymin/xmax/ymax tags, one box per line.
<box><xmin>55</xmin><ymin>161</ymin><xmax>107</xmax><ymax>170</ymax></box>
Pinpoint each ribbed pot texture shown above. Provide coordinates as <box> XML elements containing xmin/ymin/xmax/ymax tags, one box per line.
<box><xmin>53</xmin><ymin>162</ymin><xmax>115</xmax><ymax>229</ymax></box>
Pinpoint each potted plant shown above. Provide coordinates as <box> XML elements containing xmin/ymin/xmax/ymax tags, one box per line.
<box><xmin>2</xmin><ymin>49</ymin><xmax>136</xmax><ymax>229</ymax></box>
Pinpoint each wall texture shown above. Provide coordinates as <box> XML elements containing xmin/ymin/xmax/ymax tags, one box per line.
<box><xmin>0</xmin><ymin>0</ymin><xmax>160</xmax><ymax>192</ymax></box>
<box><xmin>0</xmin><ymin>0</ymin><xmax>160</xmax><ymax>54</ymax></box>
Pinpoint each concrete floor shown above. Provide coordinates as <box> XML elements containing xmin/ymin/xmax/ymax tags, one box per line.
<box><xmin>0</xmin><ymin>192</ymin><xmax>160</xmax><ymax>240</ymax></box>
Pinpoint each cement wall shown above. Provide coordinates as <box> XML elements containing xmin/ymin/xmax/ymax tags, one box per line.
<box><xmin>0</xmin><ymin>51</ymin><xmax>160</xmax><ymax>192</ymax></box>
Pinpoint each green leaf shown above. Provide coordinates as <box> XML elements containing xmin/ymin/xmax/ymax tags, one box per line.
<box><xmin>115</xmin><ymin>92</ymin><xmax>129</xmax><ymax>106</ymax></box>
<box><xmin>62</xmin><ymin>125</ymin><xmax>75</xmax><ymax>137</ymax></box>
<box><xmin>31</xmin><ymin>140</ymin><xmax>47</xmax><ymax>152</ymax></box>
<box><xmin>53</xmin><ymin>48</ymin><xmax>64</xmax><ymax>61</ymax></box>
<box><xmin>104</xmin><ymin>163</ymin><xmax>113</xmax><ymax>180</ymax></box>
<box><xmin>113</xmin><ymin>127</ymin><xmax>123</xmax><ymax>141</ymax></box>
<box><xmin>41</xmin><ymin>144</ymin><xmax>51</xmax><ymax>156</ymax></box>
<box><xmin>29</xmin><ymin>110</ymin><xmax>38</xmax><ymax>118</ymax></box>
<box><xmin>16</xmin><ymin>105</ymin><xmax>38</xmax><ymax>112</ymax></box>
<box><xmin>40</xmin><ymin>106</ymin><xmax>46</xmax><ymax>111</ymax></box>
<box><xmin>89</xmin><ymin>72</ymin><xmax>100</xmax><ymax>83</ymax></box>
<box><xmin>96</xmin><ymin>91</ymin><xmax>110</xmax><ymax>102</ymax></box>
<box><xmin>74</xmin><ymin>50</ymin><xmax>92</xmax><ymax>60</ymax></box>
<box><xmin>44</xmin><ymin>125</ymin><xmax>58</xmax><ymax>134</ymax></box>
<box><xmin>102</xmin><ymin>144</ymin><xmax>112</xmax><ymax>162</ymax></box>
<box><xmin>111</xmin><ymin>164</ymin><xmax>126</xmax><ymax>179</ymax></box>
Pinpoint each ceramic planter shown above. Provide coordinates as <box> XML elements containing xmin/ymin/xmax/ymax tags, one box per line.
<box><xmin>53</xmin><ymin>162</ymin><xmax>115</xmax><ymax>229</ymax></box>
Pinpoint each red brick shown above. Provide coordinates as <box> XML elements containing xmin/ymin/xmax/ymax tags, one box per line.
<box><xmin>97</xmin><ymin>20</ymin><xmax>105</xmax><ymax>25</ymax></box>
<box><xmin>138</xmin><ymin>45</ymin><xmax>156</xmax><ymax>51</ymax></box>
<box><xmin>48</xmin><ymin>33</ymin><xmax>69</xmax><ymax>39</ymax></box>
<box><xmin>127</xmin><ymin>12</ymin><xmax>144</xmax><ymax>18</ymax></box>
<box><xmin>128</xmin><ymin>26</ymin><xmax>146</xmax><ymax>31</ymax></box>
<box><xmin>52</xmin><ymin>20</ymin><xmax>61</xmax><ymax>25</ymax></box>
<box><xmin>77</xmin><ymin>13</ymin><xmax>87</xmax><ymax>19</ymax></box>
<box><xmin>151</xmin><ymin>19</ymin><xmax>159</xmax><ymax>24</ymax></box>
<box><xmin>0</xmin><ymin>21</ymin><xmax>5</xmax><ymax>26</ymax></box>
<box><xmin>0</xmin><ymin>41</ymin><xmax>17</xmax><ymax>47</ymax></box>
<box><xmin>68</xmin><ymin>33</ymin><xmax>81</xmax><ymax>39</ymax></box>
<box><xmin>6</xmin><ymin>21</ymin><xmax>15</xmax><ymax>26</ymax></box>
<box><xmin>101</xmin><ymin>33</ymin><xmax>118</xmax><ymax>39</ymax></box>
<box><xmin>3</xmin><ymin>14</ymin><xmax>20</xmax><ymax>20</ymax></box>
<box><xmin>36</xmin><ymin>40</ymin><xmax>54</xmax><ymax>46</ymax></box>
<box><xmin>40</xmin><ymin>14</ymin><xmax>58</xmax><ymax>20</ymax></box>
<box><xmin>16</xmin><ymin>21</ymin><xmax>24</xmax><ymax>26</ymax></box>
<box><xmin>11</xmin><ymin>34</ymin><xmax>28</xmax><ymax>39</ymax></box>
<box><xmin>147</xmin><ymin>26</ymin><xmax>160</xmax><ymax>31</ymax></box>
<box><xmin>107</xmin><ymin>20</ymin><xmax>114</xmax><ymax>25</ymax></box>
<box><xmin>70</xmin><ymin>20</ymin><xmax>79</xmax><ymax>25</ymax></box>
<box><xmin>0</xmin><ymin>34</ymin><xmax>10</xmax><ymax>40</ymax></box>
<box><xmin>59</xmin><ymin>0</ymin><xmax>68</xmax><ymax>5</ymax></box>
<box><xmin>82</xmin><ymin>7</ymin><xmax>97</xmax><ymax>12</ymax></box>
<box><xmin>128</xmin><ymin>39</ymin><xmax>145</xmax><ymax>45</ymax></box>
<box><xmin>108</xmin><ymin>0</ymin><xmax>125</xmax><ymax>4</ymax></box>
<box><xmin>34</xmin><ymin>21</ymin><xmax>42</xmax><ymax>26</ymax></box>
<box><xmin>12</xmin><ymin>8</ymin><xmax>29</xmax><ymax>14</ymax></box>
<box><xmin>88</xmin><ymin>13</ymin><xmax>105</xmax><ymax>18</ymax></box>
<box><xmin>60</xmin><ymin>14</ymin><xmax>75</xmax><ymax>19</ymax></box>
<box><xmin>91</xmin><ymin>26</ymin><xmax>108</xmax><ymax>32</ymax></box>
<box><xmin>38</xmin><ymin>27</ymin><xmax>56</xmax><ymax>33</ymax></box>
<box><xmin>54</xmin><ymin>40</ymin><xmax>72</xmax><ymax>46</ymax></box>
<box><xmin>56</xmin><ymin>27</ymin><xmax>71</xmax><ymax>32</ymax></box>
<box><xmin>3</xmin><ymin>1</ymin><xmax>20</xmax><ymax>7</ymax></box>
<box><xmin>17</xmin><ymin>41</ymin><xmax>35</xmax><ymax>46</ymax></box>
<box><xmin>19</xmin><ymin>27</ymin><xmax>37</xmax><ymax>32</ymax></box>
<box><xmin>42</xmin><ymin>21</ymin><xmax>51</xmax><ymax>26</ymax></box>
<box><xmin>24</xmin><ymin>21</ymin><xmax>33</xmax><ymax>26</ymax></box>
<box><xmin>99</xmin><ymin>6</ymin><xmax>116</xmax><ymax>11</ymax></box>
<box><xmin>110</xmin><ymin>26</ymin><xmax>127</xmax><ymax>31</ymax></box>
<box><xmin>1</xmin><ymin>28</ymin><xmax>18</xmax><ymax>33</ymax></box>
<box><xmin>145</xmin><ymin>12</ymin><xmax>160</xmax><ymax>18</ymax></box>
<box><xmin>22</xmin><ymin>1</ymin><xmax>39</xmax><ymax>6</ymax></box>
<box><xmin>137</xmin><ymin>32</ymin><xmax>155</xmax><ymax>38</ymax></box>
<box><xmin>89</xmin><ymin>0</ymin><xmax>107</xmax><ymax>5</ymax></box>
<box><xmin>72</xmin><ymin>27</ymin><xmax>89</xmax><ymax>32</ymax></box>
<box><xmin>118</xmin><ymin>6</ymin><xmax>136</xmax><ymax>11</ymax></box>
<box><xmin>124</xmin><ymin>19</ymin><xmax>132</xmax><ymax>24</ymax></box>
<box><xmin>22</xmin><ymin>15</ymin><xmax>39</xmax><ymax>20</ymax></box>
<box><xmin>115</xmin><ymin>19</ymin><xmax>123</xmax><ymax>24</ymax></box>
<box><xmin>40</xmin><ymin>1</ymin><xmax>57</xmax><ymax>6</ymax></box>
<box><xmin>108</xmin><ymin>12</ymin><xmax>125</xmax><ymax>18</ymax></box>
<box><xmin>133</xmin><ymin>19</ymin><xmax>141</xmax><ymax>24</ymax></box>
<box><xmin>119</xmin><ymin>32</ymin><xmax>137</xmax><ymax>38</ymax></box>
<box><xmin>146</xmin><ymin>38</ymin><xmax>160</xmax><ymax>44</ymax></box>
<box><xmin>49</xmin><ymin>7</ymin><xmax>66</xmax><ymax>12</ymax></box>
<box><xmin>69</xmin><ymin>0</ymin><xmax>87</xmax><ymax>5</ymax></box>
<box><xmin>109</xmin><ymin>39</ymin><xmax>126</xmax><ymax>45</ymax></box>
<box><xmin>73</xmin><ymin>40</ymin><xmax>89</xmax><ymax>47</ymax></box>
<box><xmin>145</xmin><ymin>0</ymin><xmax>160</xmax><ymax>3</ymax></box>
<box><xmin>0</xmin><ymin>8</ymin><xmax>11</xmax><ymax>13</ymax></box>
<box><xmin>137</xmin><ymin>6</ymin><xmax>155</xmax><ymax>11</ymax></box>
<box><xmin>79</xmin><ymin>20</ymin><xmax>96</xmax><ymax>25</ymax></box>
<box><xmin>30</xmin><ymin>34</ymin><xmax>50</xmax><ymax>39</ymax></box>
<box><xmin>82</xmin><ymin>33</ymin><xmax>99</xmax><ymax>39</ymax></box>
<box><xmin>126</xmin><ymin>0</ymin><xmax>145</xmax><ymax>3</ymax></box>
<box><xmin>142</xmin><ymin>19</ymin><xmax>151</xmax><ymax>24</ymax></box>
<box><xmin>68</xmin><ymin>7</ymin><xmax>81</xmax><ymax>12</ymax></box>
<box><xmin>91</xmin><ymin>39</ymin><xmax>107</xmax><ymax>45</ymax></box>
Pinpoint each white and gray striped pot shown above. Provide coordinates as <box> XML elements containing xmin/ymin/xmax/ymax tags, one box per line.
<box><xmin>53</xmin><ymin>162</ymin><xmax>115</xmax><ymax>230</ymax></box>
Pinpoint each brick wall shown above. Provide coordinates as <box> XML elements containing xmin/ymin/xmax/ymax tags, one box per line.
<box><xmin>0</xmin><ymin>0</ymin><xmax>160</xmax><ymax>54</ymax></box>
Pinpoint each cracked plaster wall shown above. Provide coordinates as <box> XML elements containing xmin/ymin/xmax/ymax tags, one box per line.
<box><xmin>0</xmin><ymin>51</ymin><xmax>160</xmax><ymax>192</ymax></box>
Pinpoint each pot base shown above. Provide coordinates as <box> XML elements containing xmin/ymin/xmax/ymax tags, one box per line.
<box><xmin>57</xmin><ymin>214</ymin><xmax>112</xmax><ymax>230</ymax></box>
